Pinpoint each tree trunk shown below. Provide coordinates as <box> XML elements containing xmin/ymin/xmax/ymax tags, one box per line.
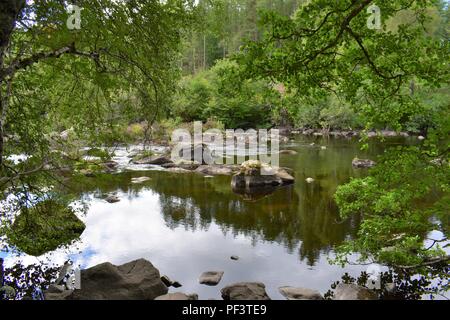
<box><xmin>0</xmin><ymin>0</ymin><xmax>25</xmax><ymax>167</ymax></box>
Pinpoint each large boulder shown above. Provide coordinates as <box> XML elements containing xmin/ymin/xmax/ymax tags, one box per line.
<box><xmin>231</xmin><ymin>160</ymin><xmax>294</xmax><ymax>189</ymax></box>
<box><xmin>333</xmin><ymin>284</ymin><xmax>378</xmax><ymax>300</ymax></box>
<box><xmin>279</xmin><ymin>286</ymin><xmax>323</xmax><ymax>300</ymax></box>
<box><xmin>221</xmin><ymin>282</ymin><xmax>270</xmax><ymax>300</ymax></box>
<box><xmin>45</xmin><ymin>259</ymin><xmax>168</xmax><ymax>300</ymax></box>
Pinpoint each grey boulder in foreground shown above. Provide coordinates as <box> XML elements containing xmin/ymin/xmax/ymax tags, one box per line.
<box><xmin>279</xmin><ymin>286</ymin><xmax>323</xmax><ymax>300</ymax></box>
<box><xmin>45</xmin><ymin>259</ymin><xmax>168</xmax><ymax>300</ymax></box>
<box><xmin>333</xmin><ymin>283</ymin><xmax>378</xmax><ymax>300</ymax></box>
<box><xmin>221</xmin><ymin>282</ymin><xmax>271</xmax><ymax>300</ymax></box>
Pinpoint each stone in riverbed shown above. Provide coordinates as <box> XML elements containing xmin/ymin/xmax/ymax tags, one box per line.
<box><xmin>231</xmin><ymin>160</ymin><xmax>294</xmax><ymax>189</ymax></box>
<box><xmin>196</xmin><ymin>165</ymin><xmax>238</xmax><ymax>176</ymax></box>
<box><xmin>166</xmin><ymin>167</ymin><xmax>190</xmax><ymax>173</ymax></box>
<box><xmin>105</xmin><ymin>194</ymin><xmax>120</xmax><ymax>203</ymax></box>
<box><xmin>279</xmin><ymin>286</ymin><xmax>323</xmax><ymax>300</ymax></box>
<box><xmin>45</xmin><ymin>259</ymin><xmax>168</xmax><ymax>300</ymax></box>
<box><xmin>102</xmin><ymin>161</ymin><xmax>119</xmax><ymax>171</ymax></box>
<box><xmin>132</xmin><ymin>155</ymin><xmax>172</xmax><ymax>165</ymax></box>
<box><xmin>352</xmin><ymin>158</ymin><xmax>376</xmax><ymax>168</ymax></box>
<box><xmin>155</xmin><ymin>292</ymin><xmax>198</xmax><ymax>300</ymax></box>
<box><xmin>305</xmin><ymin>177</ymin><xmax>314</xmax><ymax>183</ymax></box>
<box><xmin>199</xmin><ymin>271</ymin><xmax>224</xmax><ymax>286</ymax></box>
<box><xmin>131</xmin><ymin>176</ymin><xmax>151</xmax><ymax>184</ymax></box>
<box><xmin>333</xmin><ymin>283</ymin><xmax>378</xmax><ymax>300</ymax></box>
<box><xmin>221</xmin><ymin>282</ymin><xmax>270</xmax><ymax>300</ymax></box>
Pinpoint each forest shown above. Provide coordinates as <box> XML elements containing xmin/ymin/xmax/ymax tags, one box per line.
<box><xmin>0</xmin><ymin>0</ymin><xmax>448</xmax><ymax>302</ymax></box>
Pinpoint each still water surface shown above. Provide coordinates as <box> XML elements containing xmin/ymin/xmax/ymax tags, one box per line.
<box><xmin>2</xmin><ymin>135</ymin><xmax>411</xmax><ymax>299</ymax></box>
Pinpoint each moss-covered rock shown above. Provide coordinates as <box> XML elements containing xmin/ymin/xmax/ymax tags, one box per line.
<box><xmin>7</xmin><ymin>200</ymin><xmax>86</xmax><ymax>256</ymax></box>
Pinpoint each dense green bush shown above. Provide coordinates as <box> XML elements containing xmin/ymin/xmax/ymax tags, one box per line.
<box><xmin>172</xmin><ymin>59</ymin><xmax>277</xmax><ymax>129</ymax></box>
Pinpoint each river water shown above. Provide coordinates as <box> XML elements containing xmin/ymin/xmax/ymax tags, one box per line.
<box><xmin>1</xmin><ymin>135</ymin><xmax>427</xmax><ymax>299</ymax></box>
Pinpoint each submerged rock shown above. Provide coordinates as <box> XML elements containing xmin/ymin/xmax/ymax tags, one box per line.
<box><xmin>333</xmin><ymin>283</ymin><xmax>378</xmax><ymax>300</ymax></box>
<box><xmin>279</xmin><ymin>286</ymin><xmax>323</xmax><ymax>300</ymax></box>
<box><xmin>221</xmin><ymin>282</ymin><xmax>270</xmax><ymax>300</ymax></box>
<box><xmin>279</xmin><ymin>149</ymin><xmax>297</xmax><ymax>155</ymax></box>
<box><xmin>45</xmin><ymin>259</ymin><xmax>168</xmax><ymax>300</ymax></box>
<box><xmin>199</xmin><ymin>271</ymin><xmax>224</xmax><ymax>286</ymax></box>
<box><xmin>352</xmin><ymin>158</ymin><xmax>376</xmax><ymax>168</ymax></box>
<box><xmin>131</xmin><ymin>176</ymin><xmax>151</xmax><ymax>184</ymax></box>
<box><xmin>305</xmin><ymin>177</ymin><xmax>314</xmax><ymax>183</ymax></box>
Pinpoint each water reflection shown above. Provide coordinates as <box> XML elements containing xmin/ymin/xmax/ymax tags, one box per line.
<box><xmin>1</xmin><ymin>136</ymin><xmax>413</xmax><ymax>299</ymax></box>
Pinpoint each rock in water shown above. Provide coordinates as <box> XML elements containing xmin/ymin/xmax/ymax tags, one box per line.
<box><xmin>199</xmin><ymin>271</ymin><xmax>224</xmax><ymax>286</ymax></box>
<box><xmin>279</xmin><ymin>287</ymin><xmax>323</xmax><ymax>300</ymax></box>
<box><xmin>45</xmin><ymin>259</ymin><xmax>168</xmax><ymax>300</ymax></box>
<box><xmin>196</xmin><ymin>165</ymin><xmax>237</xmax><ymax>176</ymax></box>
<box><xmin>352</xmin><ymin>158</ymin><xmax>376</xmax><ymax>168</ymax></box>
<box><xmin>230</xmin><ymin>256</ymin><xmax>239</xmax><ymax>261</ymax></box>
<box><xmin>131</xmin><ymin>176</ymin><xmax>151</xmax><ymax>184</ymax></box>
<box><xmin>231</xmin><ymin>160</ymin><xmax>294</xmax><ymax>189</ymax></box>
<box><xmin>155</xmin><ymin>292</ymin><xmax>198</xmax><ymax>300</ymax></box>
<box><xmin>305</xmin><ymin>177</ymin><xmax>314</xmax><ymax>183</ymax></box>
<box><xmin>333</xmin><ymin>284</ymin><xmax>378</xmax><ymax>300</ymax></box>
<box><xmin>132</xmin><ymin>155</ymin><xmax>172</xmax><ymax>165</ymax></box>
<box><xmin>105</xmin><ymin>194</ymin><xmax>120</xmax><ymax>203</ymax></box>
<box><xmin>221</xmin><ymin>282</ymin><xmax>270</xmax><ymax>300</ymax></box>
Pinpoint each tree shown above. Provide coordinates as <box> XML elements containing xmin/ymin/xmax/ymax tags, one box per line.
<box><xmin>0</xmin><ymin>0</ymin><xmax>196</xmax><ymax>172</ymax></box>
<box><xmin>0</xmin><ymin>1</ymin><xmax>197</xmax><ymax>231</ymax></box>
<box><xmin>235</xmin><ymin>0</ymin><xmax>449</xmax><ymax>285</ymax></box>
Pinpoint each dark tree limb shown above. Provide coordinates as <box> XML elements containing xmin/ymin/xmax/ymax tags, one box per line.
<box><xmin>399</xmin><ymin>255</ymin><xmax>450</xmax><ymax>270</ymax></box>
